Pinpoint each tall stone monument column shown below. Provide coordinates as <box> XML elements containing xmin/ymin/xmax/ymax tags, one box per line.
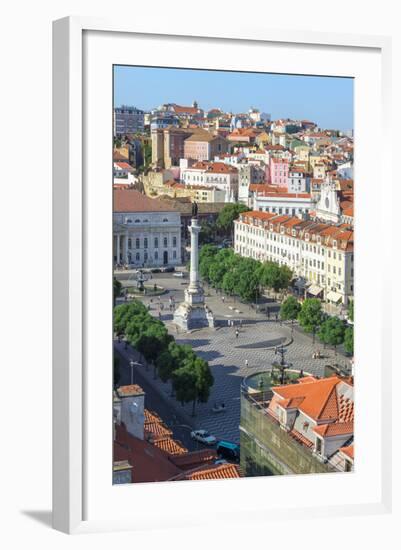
<box><xmin>174</xmin><ymin>208</ymin><xmax>215</xmax><ymax>331</ymax></box>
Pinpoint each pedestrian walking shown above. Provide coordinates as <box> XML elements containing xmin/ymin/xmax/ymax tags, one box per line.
<box><xmin>235</xmin><ymin>329</ymin><xmax>239</xmax><ymax>339</ymax></box>
<box><xmin>245</xmin><ymin>359</ymin><xmax>249</xmax><ymax>368</ymax></box>
<box><xmin>222</xmin><ymin>296</ymin><xmax>225</xmax><ymax>303</ymax></box>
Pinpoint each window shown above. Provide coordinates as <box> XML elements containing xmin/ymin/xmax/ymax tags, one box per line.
<box><xmin>154</xmin><ymin>237</ymin><xmax>158</xmax><ymax>248</ymax></box>
<box><xmin>315</xmin><ymin>437</ymin><xmax>322</xmax><ymax>454</ymax></box>
<box><xmin>163</xmin><ymin>218</ymin><xmax>168</xmax><ymax>222</ymax></box>
<box><xmin>135</xmin><ymin>252</ymin><xmax>140</xmax><ymax>261</ymax></box>
<box><xmin>135</xmin><ymin>219</ymin><xmax>140</xmax><ymax>223</ymax></box>
<box><xmin>163</xmin><ymin>237</ymin><xmax>168</xmax><ymax>248</ymax></box>
<box><xmin>173</xmin><ymin>236</ymin><xmax>177</xmax><ymax>247</ymax></box>
<box><xmin>144</xmin><ymin>238</ymin><xmax>148</xmax><ymax>249</ymax></box>
<box><xmin>126</xmin><ymin>218</ymin><xmax>132</xmax><ymax>224</ymax></box>
<box><xmin>144</xmin><ymin>252</ymin><xmax>148</xmax><ymax>262</ymax></box>
<box><xmin>173</xmin><ymin>251</ymin><xmax>177</xmax><ymax>259</ymax></box>
<box><xmin>128</xmin><ymin>238</ymin><xmax>132</xmax><ymax>249</ymax></box>
<box><xmin>154</xmin><ymin>251</ymin><xmax>158</xmax><ymax>260</ymax></box>
<box><xmin>135</xmin><ymin>238</ymin><xmax>140</xmax><ymax>249</ymax></box>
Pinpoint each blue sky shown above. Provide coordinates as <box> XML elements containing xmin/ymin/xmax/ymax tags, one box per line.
<box><xmin>114</xmin><ymin>66</ymin><xmax>353</xmax><ymax>131</ymax></box>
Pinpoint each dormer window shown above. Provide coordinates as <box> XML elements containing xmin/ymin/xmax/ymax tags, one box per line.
<box><xmin>126</xmin><ymin>218</ymin><xmax>133</xmax><ymax>224</ymax></box>
<box><xmin>134</xmin><ymin>219</ymin><xmax>140</xmax><ymax>223</ymax></box>
<box><xmin>143</xmin><ymin>219</ymin><xmax>149</xmax><ymax>223</ymax></box>
<box><xmin>162</xmin><ymin>218</ymin><xmax>169</xmax><ymax>222</ymax></box>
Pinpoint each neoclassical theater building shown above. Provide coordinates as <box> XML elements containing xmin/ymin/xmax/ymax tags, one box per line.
<box><xmin>113</xmin><ymin>189</ymin><xmax>182</xmax><ymax>267</ymax></box>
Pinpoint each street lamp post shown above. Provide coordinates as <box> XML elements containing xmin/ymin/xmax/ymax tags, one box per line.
<box><xmin>129</xmin><ymin>359</ymin><xmax>135</xmax><ymax>385</ymax></box>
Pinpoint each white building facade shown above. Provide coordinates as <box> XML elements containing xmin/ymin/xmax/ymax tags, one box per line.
<box><xmin>234</xmin><ymin>210</ymin><xmax>354</xmax><ymax>305</ymax></box>
<box><xmin>253</xmin><ymin>191</ymin><xmax>314</xmax><ymax>217</ymax></box>
<box><xmin>113</xmin><ymin>189</ymin><xmax>182</xmax><ymax>267</ymax></box>
<box><xmin>181</xmin><ymin>161</ymin><xmax>239</xmax><ymax>202</ymax></box>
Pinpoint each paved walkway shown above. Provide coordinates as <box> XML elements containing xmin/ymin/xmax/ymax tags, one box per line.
<box><xmin>116</xmin><ymin>273</ymin><xmax>351</xmax><ymax>444</ymax></box>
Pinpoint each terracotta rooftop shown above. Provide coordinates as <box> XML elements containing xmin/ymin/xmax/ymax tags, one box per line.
<box><xmin>171</xmin><ymin>463</ymin><xmax>243</xmax><ymax>481</ymax></box>
<box><xmin>113</xmin><ymin>188</ymin><xmax>177</xmax><ymax>213</ymax></box>
<box><xmin>153</xmin><ymin>437</ymin><xmax>188</xmax><ymax>456</ymax></box>
<box><xmin>272</xmin><ymin>376</ymin><xmax>354</xmax><ymax>423</ymax></box>
<box><xmin>116</xmin><ymin>384</ymin><xmax>145</xmax><ymax>397</ymax></box>
<box><xmin>340</xmin><ymin>445</ymin><xmax>354</xmax><ymax>460</ymax></box>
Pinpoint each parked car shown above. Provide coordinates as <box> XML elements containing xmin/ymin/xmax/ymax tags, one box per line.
<box><xmin>150</xmin><ymin>268</ymin><xmax>162</xmax><ymax>273</ymax></box>
<box><xmin>162</xmin><ymin>266</ymin><xmax>175</xmax><ymax>273</ymax></box>
<box><xmin>190</xmin><ymin>429</ymin><xmax>217</xmax><ymax>445</ymax></box>
<box><xmin>173</xmin><ymin>271</ymin><xmax>186</xmax><ymax>278</ymax></box>
<box><xmin>216</xmin><ymin>440</ymin><xmax>240</xmax><ymax>462</ymax></box>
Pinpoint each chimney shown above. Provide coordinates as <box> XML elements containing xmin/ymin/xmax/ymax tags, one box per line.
<box><xmin>116</xmin><ymin>385</ymin><xmax>145</xmax><ymax>440</ymax></box>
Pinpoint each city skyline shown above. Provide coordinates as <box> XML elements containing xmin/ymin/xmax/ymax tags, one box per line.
<box><xmin>114</xmin><ymin>65</ymin><xmax>354</xmax><ymax>131</ymax></box>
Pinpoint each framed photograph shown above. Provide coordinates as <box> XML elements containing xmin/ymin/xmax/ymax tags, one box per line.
<box><xmin>53</xmin><ymin>17</ymin><xmax>392</xmax><ymax>534</ymax></box>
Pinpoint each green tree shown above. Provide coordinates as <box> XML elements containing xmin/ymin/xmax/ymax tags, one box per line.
<box><xmin>155</xmin><ymin>350</ymin><xmax>175</xmax><ymax>383</ymax></box>
<box><xmin>193</xmin><ymin>357</ymin><xmax>214</xmax><ymax>409</ymax></box>
<box><xmin>172</xmin><ymin>355</ymin><xmax>214</xmax><ymax>416</ymax></box>
<box><xmin>347</xmin><ymin>300</ymin><xmax>354</xmax><ymax>322</ymax></box>
<box><xmin>136</xmin><ymin>322</ymin><xmax>173</xmax><ymax>373</ymax></box>
<box><xmin>318</xmin><ymin>316</ymin><xmax>345</xmax><ymax>354</ymax></box>
<box><xmin>172</xmin><ymin>365</ymin><xmax>198</xmax><ymax>413</ymax></box>
<box><xmin>199</xmin><ymin>221</ymin><xmax>217</xmax><ymax>245</ymax></box>
<box><xmin>344</xmin><ymin>326</ymin><xmax>354</xmax><ymax>355</ymax></box>
<box><xmin>113</xmin><ymin>277</ymin><xmax>122</xmax><ymax>306</ymax></box>
<box><xmin>199</xmin><ymin>244</ymin><xmax>219</xmax><ymax>282</ymax></box>
<box><xmin>260</xmin><ymin>262</ymin><xmax>292</xmax><ymax>293</ymax></box>
<box><xmin>216</xmin><ymin>203</ymin><xmax>248</xmax><ymax>237</ymax></box>
<box><xmin>298</xmin><ymin>298</ymin><xmax>324</xmax><ymax>343</ymax></box>
<box><xmin>280</xmin><ymin>296</ymin><xmax>301</xmax><ymax>330</ymax></box>
<box><xmin>234</xmin><ymin>258</ymin><xmax>260</xmax><ymax>302</ymax></box>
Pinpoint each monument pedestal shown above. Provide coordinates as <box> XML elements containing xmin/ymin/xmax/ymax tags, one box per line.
<box><xmin>174</xmin><ymin>216</ymin><xmax>215</xmax><ymax>331</ymax></box>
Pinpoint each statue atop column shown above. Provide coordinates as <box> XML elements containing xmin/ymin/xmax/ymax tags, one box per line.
<box><xmin>173</xmin><ymin>215</ymin><xmax>215</xmax><ymax>331</ymax></box>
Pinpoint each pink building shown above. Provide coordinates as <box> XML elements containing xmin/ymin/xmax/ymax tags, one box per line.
<box><xmin>269</xmin><ymin>157</ymin><xmax>289</xmax><ymax>187</ymax></box>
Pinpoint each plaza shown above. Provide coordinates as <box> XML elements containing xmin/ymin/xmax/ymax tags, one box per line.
<box><xmin>115</xmin><ymin>271</ymin><xmax>349</xmax><ymax>445</ymax></box>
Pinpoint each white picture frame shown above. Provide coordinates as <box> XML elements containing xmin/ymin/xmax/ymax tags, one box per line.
<box><xmin>52</xmin><ymin>16</ymin><xmax>393</xmax><ymax>534</ymax></box>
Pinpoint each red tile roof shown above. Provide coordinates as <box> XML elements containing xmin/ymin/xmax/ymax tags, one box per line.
<box><xmin>339</xmin><ymin>445</ymin><xmax>354</xmax><ymax>460</ymax></box>
<box><xmin>272</xmin><ymin>376</ymin><xmax>353</xmax><ymax>423</ymax></box>
<box><xmin>170</xmin><ymin>463</ymin><xmax>243</xmax><ymax>481</ymax></box>
<box><xmin>313</xmin><ymin>421</ymin><xmax>354</xmax><ymax>437</ymax></box>
<box><xmin>117</xmin><ymin>384</ymin><xmax>145</xmax><ymax>397</ymax></box>
<box><xmin>153</xmin><ymin>437</ymin><xmax>188</xmax><ymax>456</ymax></box>
<box><xmin>114</xmin><ymin>189</ymin><xmax>177</xmax><ymax>213</ymax></box>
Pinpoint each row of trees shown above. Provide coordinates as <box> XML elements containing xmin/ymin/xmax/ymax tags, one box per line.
<box><xmin>280</xmin><ymin>296</ymin><xmax>354</xmax><ymax>355</ymax></box>
<box><xmin>199</xmin><ymin>245</ymin><xmax>293</xmax><ymax>303</ymax></box>
<box><xmin>114</xmin><ymin>300</ymin><xmax>214</xmax><ymax>415</ymax></box>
